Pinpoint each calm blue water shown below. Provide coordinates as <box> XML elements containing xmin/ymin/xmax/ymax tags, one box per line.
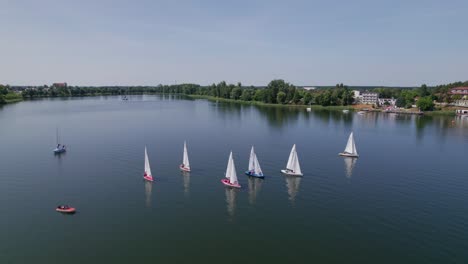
<box><xmin>0</xmin><ymin>95</ymin><xmax>467</xmax><ymax>263</ymax></box>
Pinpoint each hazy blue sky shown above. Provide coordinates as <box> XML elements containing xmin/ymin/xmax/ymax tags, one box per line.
<box><xmin>1</xmin><ymin>0</ymin><xmax>467</xmax><ymax>86</ymax></box>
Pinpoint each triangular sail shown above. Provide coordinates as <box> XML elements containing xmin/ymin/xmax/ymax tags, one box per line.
<box><xmin>144</xmin><ymin>146</ymin><xmax>152</xmax><ymax>176</ymax></box>
<box><xmin>286</xmin><ymin>144</ymin><xmax>301</xmax><ymax>174</ymax></box>
<box><xmin>226</xmin><ymin>151</ymin><xmax>238</xmax><ymax>184</ymax></box>
<box><xmin>253</xmin><ymin>153</ymin><xmax>262</xmax><ymax>175</ymax></box>
<box><xmin>225</xmin><ymin>151</ymin><xmax>233</xmax><ymax>179</ymax></box>
<box><xmin>183</xmin><ymin>141</ymin><xmax>190</xmax><ymax>169</ymax></box>
<box><xmin>344</xmin><ymin>132</ymin><xmax>358</xmax><ymax>155</ymax></box>
<box><xmin>248</xmin><ymin>146</ymin><xmax>255</xmax><ymax>171</ymax></box>
<box><xmin>286</xmin><ymin>144</ymin><xmax>296</xmax><ymax>169</ymax></box>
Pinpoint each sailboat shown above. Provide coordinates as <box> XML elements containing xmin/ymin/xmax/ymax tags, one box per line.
<box><xmin>143</xmin><ymin>146</ymin><xmax>154</xmax><ymax>182</ymax></box>
<box><xmin>221</xmin><ymin>151</ymin><xmax>241</xmax><ymax>188</ymax></box>
<box><xmin>245</xmin><ymin>146</ymin><xmax>264</xmax><ymax>178</ymax></box>
<box><xmin>281</xmin><ymin>144</ymin><xmax>303</xmax><ymax>176</ymax></box>
<box><xmin>53</xmin><ymin>128</ymin><xmax>66</xmax><ymax>154</ymax></box>
<box><xmin>339</xmin><ymin>132</ymin><xmax>359</xmax><ymax>157</ymax></box>
<box><xmin>179</xmin><ymin>141</ymin><xmax>191</xmax><ymax>172</ymax></box>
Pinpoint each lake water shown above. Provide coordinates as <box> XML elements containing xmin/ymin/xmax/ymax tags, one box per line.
<box><xmin>0</xmin><ymin>95</ymin><xmax>467</xmax><ymax>263</ymax></box>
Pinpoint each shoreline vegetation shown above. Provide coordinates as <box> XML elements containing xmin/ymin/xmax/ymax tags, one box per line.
<box><xmin>2</xmin><ymin>80</ymin><xmax>467</xmax><ymax>116</ymax></box>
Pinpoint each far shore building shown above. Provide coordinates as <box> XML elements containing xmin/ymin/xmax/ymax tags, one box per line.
<box><xmin>353</xmin><ymin>90</ymin><xmax>378</xmax><ymax>105</ymax></box>
<box><xmin>378</xmin><ymin>98</ymin><xmax>397</xmax><ymax>107</ymax></box>
<box><xmin>303</xmin><ymin>87</ymin><xmax>317</xmax><ymax>91</ymax></box>
<box><xmin>450</xmin><ymin>87</ymin><xmax>468</xmax><ymax>107</ymax></box>
<box><xmin>52</xmin><ymin>82</ymin><xmax>67</xmax><ymax>88</ymax></box>
<box><xmin>449</xmin><ymin>87</ymin><xmax>468</xmax><ymax>98</ymax></box>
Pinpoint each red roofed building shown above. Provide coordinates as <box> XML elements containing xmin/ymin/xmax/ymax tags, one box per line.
<box><xmin>449</xmin><ymin>87</ymin><xmax>468</xmax><ymax>95</ymax></box>
<box><xmin>52</xmin><ymin>82</ymin><xmax>67</xmax><ymax>88</ymax></box>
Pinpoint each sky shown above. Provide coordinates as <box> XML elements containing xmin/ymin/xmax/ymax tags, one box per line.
<box><xmin>0</xmin><ymin>0</ymin><xmax>467</xmax><ymax>86</ymax></box>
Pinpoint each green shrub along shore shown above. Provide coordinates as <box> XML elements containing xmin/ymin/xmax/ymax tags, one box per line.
<box><xmin>0</xmin><ymin>85</ymin><xmax>22</xmax><ymax>104</ymax></box>
<box><xmin>2</xmin><ymin>80</ymin><xmax>466</xmax><ymax>115</ymax></box>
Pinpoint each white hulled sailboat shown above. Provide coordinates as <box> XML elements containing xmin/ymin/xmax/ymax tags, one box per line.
<box><xmin>245</xmin><ymin>146</ymin><xmax>264</xmax><ymax>178</ymax></box>
<box><xmin>281</xmin><ymin>144</ymin><xmax>303</xmax><ymax>176</ymax></box>
<box><xmin>339</xmin><ymin>132</ymin><xmax>359</xmax><ymax>157</ymax></box>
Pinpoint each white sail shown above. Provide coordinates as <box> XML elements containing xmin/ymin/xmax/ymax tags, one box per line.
<box><xmin>248</xmin><ymin>146</ymin><xmax>255</xmax><ymax>172</ymax></box>
<box><xmin>182</xmin><ymin>141</ymin><xmax>190</xmax><ymax>169</ymax></box>
<box><xmin>225</xmin><ymin>151</ymin><xmax>233</xmax><ymax>178</ymax></box>
<box><xmin>344</xmin><ymin>132</ymin><xmax>358</xmax><ymax>155</ymax></box>
<box><xmin>286</xmin><ymin>144</ymin><xmax>301</xmax><ymax>175</ymax></box>
<box><xmin>225</xmin><ymin>151</ymin><xmax>238</xmax><ymax>184</ymax></box>
<box><xmin>286</xmin><ymin>144</ymin><xmax>295</xmax><ymax>169</ymax></box>
<box><xmin>144</xmin><ymin>146</ymin><xmax>152</xmax><ymax>176</ymax></box>
<box><xmin>253</xmin><ymin>152</ymin><xmax>262</xmax><ymax>175</ymax></box>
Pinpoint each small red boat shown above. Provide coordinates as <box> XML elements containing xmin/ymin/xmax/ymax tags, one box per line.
<box><xmin>56</xmin><ymin>205</ymin><xmax>76</xmax><ymax>214</ymax></box>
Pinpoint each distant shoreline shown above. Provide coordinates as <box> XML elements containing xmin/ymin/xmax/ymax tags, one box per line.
<box><xmin>1</xmin><ymin>93</ymin><xmax>458</xmax><ymax>116</ymax></box>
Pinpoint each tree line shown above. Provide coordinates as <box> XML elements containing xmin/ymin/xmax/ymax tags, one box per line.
<box><xmin>7</xmin><ymin>80</ymin><xmax>468</xmax><ymax>110</ymax></box>
<box><xmin>17</xmin><ymin>80</ymin><xmax>356</xmax><ymax>107</ymax></box>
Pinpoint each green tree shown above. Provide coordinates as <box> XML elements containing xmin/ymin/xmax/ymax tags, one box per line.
<box><xmin>416</xmin><ymin>96</ymin><xmax>434</xmax><ymax>111</ymax></box>
<box><xmin>240</xmin><ymin>89</ymin><xmax>252</xmax><ymax>101</ymax></box>
<box><xmin>418</xmin><ymin>84</ymin><xmax>429</xmax><ymax>97</ymax></box>
<box><xmin>230</xmin><ymin>87</ymin><xmax>242</xmax><ymax>100</ymax></box>
<box><xmin>276</xmin><ymin>91</ymin><xmax>286</xmax><ymax>104</ymax></box>
<box><xmin>253</xmin><ymin>89</ymin><xmax>266</xmax><ymax>102</ymax></box>
<box><xmin>303</xmin><ymin>92</ymin><xmax>313</xmax><ymax>105</ymax></box>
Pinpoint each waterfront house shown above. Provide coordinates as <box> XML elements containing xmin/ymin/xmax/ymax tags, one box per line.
<box><xmin>353</xmin><ymin>90</ymin><xmax>379</xmax><ymax>105</ymax></box>
<box><xmin>449</xmin><ymin>87</ymin><xmax>468</xmax><ymax>97</ymax></box>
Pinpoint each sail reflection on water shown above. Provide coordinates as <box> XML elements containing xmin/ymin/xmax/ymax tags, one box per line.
<box><xmin>285</xmin><ymin>175</ymin><xmax>301</xmax><ymax>203</ymax></box>
<box><xmin>225</xmin><ymin>187</ymin><xmax>237</xmax><ymax>217</ymax></box>
<box><xmin>248</xmin><ymin>176</ymin><xmax>263</xmax><ymax>205</ymax></box>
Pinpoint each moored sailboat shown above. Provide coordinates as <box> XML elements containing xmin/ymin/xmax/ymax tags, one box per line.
<box><xmin>221</xmin><ymin>151</ymin><xmax>241</xmax><ymax>188</ymax></box>
<box><xmin>245</xmin><ymin>146</ymin><xmax>264</xmax><ymax>178</ymax></box>
<box><xmin>281</xmin><ymin>144</ymin><xmax>303</xmax><ymax>176</ymax></box>
<box><xmin>339</xmin><ymin>132</ymin><xmax>359</xmax><ymax>157</ymax></box>
<box><xmin>143</xmin><ymin>146</ymin><xmax>154</xmax><ymax>182</ymax></box>
<box><xmin>179</xmin><ymin>141</ymin><xmax>191</xmax><ymax>172</ymax></box>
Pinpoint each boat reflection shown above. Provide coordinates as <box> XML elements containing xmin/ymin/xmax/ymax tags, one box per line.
<box><xmin>144</xmin><ymin>181</ymin><xmax>152</xmax><ymax>208</ymax></box>
<box><xmin>182</xmin><ymin>171</ymin><xmax>190</xmax><ymax>196</ymax></box>
<box><xmin>247</xmin><ymin>176</ymin><xmax>263</xmax><ymax>205</ymax></box>
<box><xmin>225</xmin><ymin>187</ymin><xmax>237</xmax><ymax>217</ymax></box>
<box><xmin>284</xmin><ymin>175</ymin><xmax>301</xmax><ymax>203</ymax></box>
<box><xmin>343</xmin><ymin>157</ymin><xmax>357</xmax><ymax>178</ymax></box>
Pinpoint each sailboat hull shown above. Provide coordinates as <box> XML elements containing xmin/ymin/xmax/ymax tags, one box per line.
<box><xmin>56</xmin><ymin>207</ymin><xmax>76</xmax><ymax>214</ymax></box>
<box><xmin>143</xmin><ymin>175</ymin><xmax>154</xmax><ymax>182</ymax></box>
<box><xmin>53</xmin><ymin>148</ymin><xmax>66</xmax><ymax>154</ymax></box>
<box><xmin>179</xmin><ymin>164</ymin><xmax>191</xmax><ymax>172</ymax></box>
<box><xmin>221</xmin><ymin>178</ymin><xmax>241</xmax><ymax>188</ymax></box>
<box><xmin>339</xmin><ymin>152</ymin><xmax>359</xmax><ymax>158</ymax></box>
<box><xmin>245</xmin><ymin>171</ymin><xmax>264</xmax><ymax>178</ymax></box>
<box><xmin>281</xmin><ymin>169</ymin><xmax>303</xmax><ymax>176</ymax></box>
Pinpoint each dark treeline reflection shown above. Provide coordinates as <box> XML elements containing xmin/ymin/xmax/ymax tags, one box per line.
<box><xmin>311</xmin><ymin>109</ymin><xmax>354</xmax><ymax>126</ymax></box>
<box><xmin>255</xmin><ymin>106</ymin><xmax>304</xmax><ymax>128</ymax></box>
